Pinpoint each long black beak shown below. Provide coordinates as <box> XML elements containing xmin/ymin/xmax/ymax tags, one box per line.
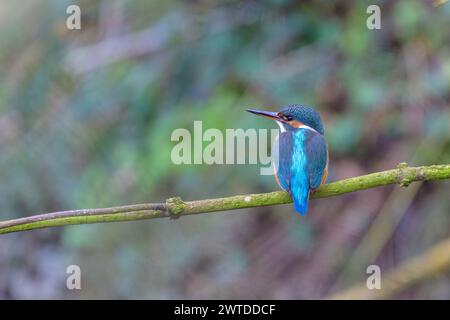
<box><xmin>246</xmin><ymin>109</ymin><xmax>282</xmax><ymax>121</ymax></box>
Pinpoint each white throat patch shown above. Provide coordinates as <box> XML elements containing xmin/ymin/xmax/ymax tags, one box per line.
<box><xmin>276</xmin><ymin>121</ymin><xmax>286</xmax><ymax>132</ymax></box>
<box><xmin>297</xmin><ymin>124</ymin><xmax>318</xmax><ymax>133</ymax></box>
<box><xmin>276</xmin><ymin>121</ymin><xmax>317</xmax><ymax>133</ymax></box>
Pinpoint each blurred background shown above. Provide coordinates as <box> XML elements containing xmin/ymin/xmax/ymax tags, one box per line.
<box><xmin>1</xmin><ymin>0</ymin><xmax>450</xmax><ymax>299</ymax></box>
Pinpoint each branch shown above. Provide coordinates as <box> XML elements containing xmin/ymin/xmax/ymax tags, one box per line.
<box><xmin>1</xmin><ymin>163</ymin><xmax>449</xmax><ymax>235</ymax></box>
<box><xmin>328</xmin><ymin>237</ymin><xmax>450</xmax><ymax>299</ymax></box>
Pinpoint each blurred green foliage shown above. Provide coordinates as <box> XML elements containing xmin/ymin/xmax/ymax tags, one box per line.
<box><xmin>1</xmin><ymin>0</ymin><xmax>450</xmax><ymax>299</ymax></box>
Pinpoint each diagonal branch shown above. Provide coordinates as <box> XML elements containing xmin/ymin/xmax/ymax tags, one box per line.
<box><xmin>1</xmin><ymin>163</ymin><xmax>449</xmax><ymax>235</ymax></box>
<box><xmin>328</xmin><ymin>237</ymin><xmax>450</xmax><ymax>299</ymax></box>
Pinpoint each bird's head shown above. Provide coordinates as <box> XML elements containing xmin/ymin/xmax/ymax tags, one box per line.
<box><xmin>247</xmin><ymin>104</ymin><xmax>324</xmax><ymax>134</ymax></box>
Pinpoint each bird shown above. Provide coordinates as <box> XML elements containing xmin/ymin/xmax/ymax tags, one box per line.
<box><xmin>247</xmin><ymin>104</ymin><xmax>328</xmax><ymax>215</ymax></box>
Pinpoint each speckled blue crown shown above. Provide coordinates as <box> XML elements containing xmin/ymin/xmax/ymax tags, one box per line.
<box><xmin>280</xmin><ymin>104</ymin><xmax>324</xmax><ymax>134</ymax></box>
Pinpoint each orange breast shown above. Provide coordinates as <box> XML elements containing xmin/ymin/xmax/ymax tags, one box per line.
<box><xmin>274</xmin><ymin>167</ymin><xmax>285</xmax><ymax>191</ymax></box>
<box><xmin>320</xmin><ymin>145</ymin><xmax>329</xmax><ymax>186</ymax></box>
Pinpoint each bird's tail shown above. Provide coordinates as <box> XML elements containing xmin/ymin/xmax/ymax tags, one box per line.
<box><xmin>292</xmin><ymin>190</ymin><xmax>309</xmax><ymax>216</ymax></box>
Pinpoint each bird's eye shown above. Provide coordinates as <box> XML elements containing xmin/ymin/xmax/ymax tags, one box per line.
<box><xmin>286</xmin><ymin>115</ymin><xmax>293</xmax><ymax>121</ymax></box>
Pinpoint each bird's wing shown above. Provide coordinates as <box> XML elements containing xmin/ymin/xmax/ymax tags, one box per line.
<box><xmin>304</xmin><ymin>130</ymin><xmax>328</xmax><ymax>190</ymax></box>
<box><xmin>273</xmin><ymin>131</ymin><xmax>293</xmax><ymax>193</ymax></box>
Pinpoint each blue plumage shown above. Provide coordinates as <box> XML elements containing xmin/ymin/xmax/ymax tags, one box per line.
<box><xmin>247</xmin><ymin>105</ymin><xmax>328</xmax><ymax>215</ymax></box>
<box><xmin>290</xmin><ymin>130</ymin><xmax>310</xmax><ymax>215</ymax></box>
<box><xmin>275</xmin><ymin>128</ymin><xmax>327</xmax><ymax>215</ymax></box>
<box><xmin>272</xmin><ymin>131</ymin><xmax>292</xmax><ymax>191</ymax></box>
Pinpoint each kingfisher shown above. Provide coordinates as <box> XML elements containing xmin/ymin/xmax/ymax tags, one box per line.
<box><xmin>247</xmin><ymin>105</ymin><xmax>329</xmax><ymax>215</ymax></box>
